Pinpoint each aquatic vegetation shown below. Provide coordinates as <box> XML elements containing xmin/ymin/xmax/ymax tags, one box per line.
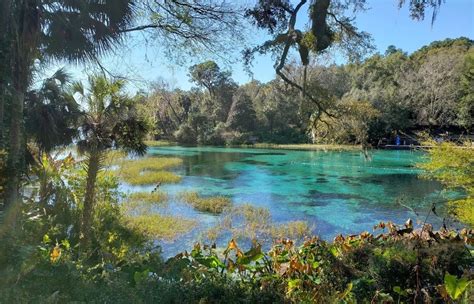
<box><xmin>122</xmin><ymin>191</ymin><xmax>169</xmax><ymax>212</ymax></box>
<box><xmin>122</xmin><ymin>171</ymin><xmax>182</xmax><ymax>185</ymax></box>
<box><xmin>118</xmin><ymin>157</ymin><xmax>183</xmax><ymax>185</ymax></box>
<box><xmin>122</xmin><ymin>190</ymin><xmax>194</xmax><ymax>240</ymax></box>
<box><xmin>124</xmin><ymin>214</ymin><xmax>196</xmax><ymax>240</ymax></box>
<box><xmin>178</xmin><ymin>191</ymin><xmax>232</xmax><ymax>214</ymax></box>
<box><xmin>270</xmin><ymin>221</ymin><xmax>312</xmax><ymax>240</ymax></box>
<box><xmin>120</xmin><ymin>157</ymin><xmax>183</xmax><ymax>175</ymax></box>
<box><xmin>205</xmin><ymin>204</ymin><xmax>312</xmax><ymax>242</ymax></box>
<box><xmin>129</xmin><ymin>191</ymin><xmax>168</xmax><ymax>204</ymax></box>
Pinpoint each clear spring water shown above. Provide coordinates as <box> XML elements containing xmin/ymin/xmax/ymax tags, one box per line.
<box><xmin>122</xmin><ymin>146</ymin><xmax>451</xmax><ymax>257</ymax></box>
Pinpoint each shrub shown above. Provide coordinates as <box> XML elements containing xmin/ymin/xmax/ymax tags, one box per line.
<box><xmin>175</xmin><ymin>224</ymin><xmax>473</xmax><ymax>303</ymax></box>
<box><xmin>174</xmin><ymin>123</ymin><xmax>197</xmax><ymax>144</ymax></box>
<box><xmin>418</xmin><ymin>140</ymin><xmax>474</xmax><ymax>226</ymax></box>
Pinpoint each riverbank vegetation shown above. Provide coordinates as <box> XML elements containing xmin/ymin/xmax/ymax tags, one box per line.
<box><xmin>419</xmin><ymin>141</ymin><xmax>474</xmax><ymax>226</ymax></box>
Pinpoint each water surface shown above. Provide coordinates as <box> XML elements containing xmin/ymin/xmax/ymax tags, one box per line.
<box><xmin>127</xmin><ymin>146</ymin><xmax>449</xmax><ymax>256</ymax></box>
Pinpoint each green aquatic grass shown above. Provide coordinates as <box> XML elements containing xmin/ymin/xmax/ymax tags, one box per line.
<box><xmin>178</xmin><ymin>191</ymin><xmax>232</xmax><ymax>214</ymax></box>
<box><xmin>124</xmin><ymin>214</ymin><xmax>196</xmax><ymax>240</ymax></box>
<box><xmin>129</xmin><ymin>191</ymin><xmax>168</xmax><ymax>204</ymax></box>
<box><xmin>121</xmin><ymin>157</ymin><xmax>183</xmax><ymax>175</ymax></box>
<box><xmin>122</xmin><ymin>190</ymin><xmax>194</xmax><ymax>240</ymax></box>
<box><xmin>270</xmin><ymin>221</ymin><xmax>312</xmax><ymax>240</ymax></box>
<box><xmin>118</xmin><ymin>157</ymin><xmax>183</xmax><ymax>185</ymax></box>
<box><xmin>204</xmin><ymin>205</ymin><xmax>311</xmax><ymax>242</ymax></box>
<box><xmin>122</xmin><ymin>171</ymin><xmax>182</xmax><ymax>185</ymax></box>
<box><xmin>122</xmin><ymin>191</ymin><xmax>169</xmax><ymax>212</ymax></box>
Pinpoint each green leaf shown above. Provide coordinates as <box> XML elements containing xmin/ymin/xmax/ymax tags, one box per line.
<box><xmin>393</xmin><ymin>286</ymin><xmax>408</xmax><ymax>296</ymax></box>
<box><xmin>133</xmin><ymin>269</ymin><xmax>150</xmax><ymax>285</ymax></box>
<box><xmin>444</xmin><ymin>273</ymin><xmax>471</xmax><ymax>300</ymax></box>
<box><xmin>287</xmin><ymin>279</ymin><xmax>302</xmax><ymax>295</ymax></box>
<box><xmin>61</xmin><ymin>239</ymin><xmax>70</xmax><ymax>250</ymax></box>
<box><xmin>196</xmin><ymin>255</ymin><xmax>225</xmax><ymax>269</ymax></box>
<box><xmin>43</xmin><ymin>234</ymin><xmax>51</xmax><ymax>244</ymax></box>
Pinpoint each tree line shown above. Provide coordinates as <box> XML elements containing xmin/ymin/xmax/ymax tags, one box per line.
<box><xmin>142</xmin><ymin>37</ymin><xmax>473</xmax><ymax>146</ymax></box>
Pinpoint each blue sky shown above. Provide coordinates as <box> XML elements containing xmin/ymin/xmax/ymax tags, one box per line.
<box><xmin>51</xmin><ymin>0</ymin><xmax>474</xmax><ymax>92</ymax></box>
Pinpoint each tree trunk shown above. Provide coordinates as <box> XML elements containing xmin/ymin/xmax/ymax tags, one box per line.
<box><xmin>3</xmin><ymin>0</ymin><xmax>37</xmax><ymax>214</ymax></box>
<box><xmin>0</xmin><ymin>83</ymin><xmax>5</xmax><ymax>149</ymax></box>
<box><xmin>4</xmin><ymin>78</ymin><xmax>26</xmax><ymax>211</ymax></box>
<box><xmin>0</xmin><ymin>1</ymin><xmax>10</xmax><ymax>149</ymax></box>
<box><xmin>80</xmin><ymin>150</ymin><xmax>102</xmax><ymax>248</ymax></box>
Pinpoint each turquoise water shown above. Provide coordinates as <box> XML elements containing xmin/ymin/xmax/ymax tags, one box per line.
<box><xmin>125</xmin><ymin>146</ymin><xmax>449</xmax><ymax>256</ymax></box>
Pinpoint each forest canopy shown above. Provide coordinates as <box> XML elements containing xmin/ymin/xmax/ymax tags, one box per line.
<box><xmin>143</xmin><ymin>37</ymin><xmax>473</xmax><ymax>146</ymax></box>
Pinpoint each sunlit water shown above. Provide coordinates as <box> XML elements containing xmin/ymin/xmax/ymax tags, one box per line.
<box><xmin>120</xmin><ymin>146</ymin><xmax>453</xmax><ymax>257</ymax></box>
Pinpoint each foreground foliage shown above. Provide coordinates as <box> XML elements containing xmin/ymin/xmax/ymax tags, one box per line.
<box><xmin>1</xmin><ymin>216</ymin><xmax>472</xmax><ymax>303</ymax></box>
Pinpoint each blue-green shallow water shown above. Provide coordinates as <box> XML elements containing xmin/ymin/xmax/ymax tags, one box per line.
<box><xmin>123</xmin><ymin>146</ymin><xmax>450</xmax><ymax>257</ymax></box>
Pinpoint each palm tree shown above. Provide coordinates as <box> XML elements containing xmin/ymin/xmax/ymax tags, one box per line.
<box><xmin>70</xmin><ymin>75</ymin><xmax>148</xmax><ymax>247</ymax></box>
<box><xmin>25</xmin><ymin>69</ymin><xmax>81</xmax><ymax>153</ymax></box>
<box><xmin>3</xmin><ymin>0</ymin><xmax>135</xmax><ymax>212</ymax></box>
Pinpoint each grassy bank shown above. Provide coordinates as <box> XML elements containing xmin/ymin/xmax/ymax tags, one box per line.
<box><xmin>238</xmin><ymin>143</ymin><xmax>361</xmax><ymax>151</ymax></box>
<box><xmin>144</xmin><ymin>140</ymin><xmax>175</xmax><ymax>147</ymax></box>
<box><xmin>144</xmin><ymin>141</ymin><xmax>361</xmax><ymax>151</ymax></box>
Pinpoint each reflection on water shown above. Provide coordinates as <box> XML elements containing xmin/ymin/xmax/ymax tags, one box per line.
<box><xmin>138</xmin><ymin>146</ymin><xmax>451</xmax><ymax>257</ymax></box>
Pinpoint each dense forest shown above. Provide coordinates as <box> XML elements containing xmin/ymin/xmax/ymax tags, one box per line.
<box><xmin>147</xmin><ymin>37</ymin><xmax>473</xmax><ymax>146</ymax></box>
<box><xmin>0</xmin><ymin>0</ymin><xmax>473</xmax><ymax>303</ymax></box>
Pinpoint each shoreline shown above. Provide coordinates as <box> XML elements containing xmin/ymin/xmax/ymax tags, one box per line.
<box><xmin>145</xmin><ymin>141</ymin><xmax>426</xmax><ymax>152</ymax></box>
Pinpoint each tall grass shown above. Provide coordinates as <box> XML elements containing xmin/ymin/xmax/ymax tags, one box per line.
<box><xmin>178</xmin><ymin>191</ymin><xmax>232</xmax><ymax>214</ymax></box>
